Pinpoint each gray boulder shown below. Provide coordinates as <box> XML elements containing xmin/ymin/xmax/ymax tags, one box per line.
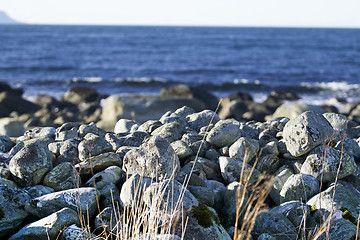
<box><xmin>253</xmin><ymin>211</ymin><xmax>297</xmax><ymax>240</ymax></box>
<box><xmin>78</xmin><ymin>133</ymin><xmax>113</xmax><ymax>161</ymax></box>
<box><xmin>78</xmin><ymin>122</ymin><xmax>106</xmax><ymax>138</ymax></box>
<box><xmin>123</xmin><ymin>136</ymin><xmax>180</xmax><ymax>181</ymax></box>
<box><xmin>219</xmin><ymin>156</ymin><xmax>260</xmax><ymax>184</ymax></box>
<box><xmin>229</xmin><ymin>137</ymin><xmax>259</xmax><ymax>162</ymax></box>
<box><xmin>94</xmin><ymin>207</ymin><xmax>120</xmax><ymax>236</ymax></box>
<box><xmin>118</xmin><ymin>131</ymin><xmax>150</xmax><ymax>147</ymax></box>
<box><xmin>60</xmin><ymin>224</ymin><xmax>99</xmax><ymax>240</ymax></box>
<box><xmin>151</xmin><ymin>122</ymin><xmax>185</xmax><ymax>142</ymax></box>
<box><xmin>301</xmin><ymin>145</ymin><xmax>357</xmax><ymax>182</ymax></box>
<box><xmin>0</xmin><ymin>135</ymin><xmax>14</xmax><ymax>153</ymax></box>
<box><xmin>43</xmin><ymin>162</ymin><xmax>81</xmax><ymax>191</ymax></box>
<box><xmin>86</xmin><ymin>166</ymin><xmax>122</xmax><ymax>189</ymax></box>
<box><xmin>0</xmin><ymin>118</ymin><xmax>25</xmax><ymax>137</ymax></box>
<box><xmin>186</xmin><ymin>110</ymin><xmax>220</xmax><ymax>132</ymax></box>
<box><xmin>205</xmin><ymin>180</ymin><xmax>226</xmax><ymax>213</ymax></box>
<box><xmin>25</xmin><ymin>187</ymin><xmax>99</xmax><ymax>218</ymax></box>
<box><xmin>114</xmin><ymin>119</ymin><xmax>139</xmax><ymax>134</ymax></box>
<box><xmin>269</xmin><ymin>201</ymin><xmax>310</xmax><ymax>229</ymax></box>
<box><xmin>206</xmin><ymin>119</ymin><xmax>242</xmax><ymax>147</ymax></box>
<box><xmin>322</xmin><ymin>112</ymin><xmax>348</xmax><ymax>130</ymax></box>
<box><xmin>170</xmin><ymin>140</ymin><xmax>194</xmax><ymax>160</ymax></box>
<box><xmin>120</xmin><ymin>174</ymin><xmax>152</xmax><ymax>208</ymax></box>
<box><xmin>9</xmin><ymin>208</ymin><xmax>80</xmax><ymax>240</ymax></box>
<box><xmin>221</xmin><ymin>181</ymin><xmax>248</xmax><ymax>228</ymax></box>
<box><xmin>283</xmin><ymin>111</ymin><xmax>335</xmax><ymax>157</ymax></box>
<box><xmin>307</xmin><ymin>181</ymin><xmax>360</xmax><ymax>221</ymax></box>
<box><xmin>187</xmin><ymin>185</ymin><xmax>215</xmax><ymax>207</ymax></box>
<box><xmin>55</xmin><ymin>138</ymin><xmax>81</xmax><ymax>165</ymax></box>
<box><xmin>9</xmin><ymin>140</ymin><xmax>54</xmax><ymax>187</ymax></box>
<box><xmin>23</xmin><ymin>127</ymin><xmax>56</xmax><ymax>140</ymax></box>
<box><xmin>269</xmin><ymin>101</ymin><xmax>326</xmax><ymax>120</ymax></box>
<box><xmin>269</xmin><ymin>166</ymin><xmax>294</xmax><ymax>205</ymax></box>
<box><xmin>98</xmin><ymin>94</ymin><xmax>205</xmax><ymax>130</ymax></box>
<box><xmin>335</xmin><ymin>137</ymin><xmax>360</xmax><ymax>160</ymax></box>
<box><xmin>0</xmin><ymin>184</ymin><xmax>30</xmax><ymax>237</ymax></box>
<box><xmin>280</xmin><ymin>174</ymin><xmax>320</xmax><ymax>203</ymax></box>
<box><xmin>143</xmin><ymin>179</ymin><xmax>198</xmax><ymax>214</ymax></box>
<box><xmin>75</xmin><ymin>152</ymin><xmax>123</xmax><ymax>176</ymax></box>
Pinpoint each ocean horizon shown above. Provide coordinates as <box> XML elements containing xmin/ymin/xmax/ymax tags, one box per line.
<box><xmin>1</xmin><ymin>24</ymin><xmax>359</xmax><ymax>104</ymax></box>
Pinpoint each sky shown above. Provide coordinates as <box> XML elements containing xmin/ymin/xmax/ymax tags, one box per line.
<box><xmin>1</xmin><ymin>0</ymin><xmax>360</xmax><ymax>28</ymax></box>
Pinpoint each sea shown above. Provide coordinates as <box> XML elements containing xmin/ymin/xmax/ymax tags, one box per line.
<box><xmin>0</xmin><ymin>25</ymin><xmax>360</xmax><ymax>105</ymax></box>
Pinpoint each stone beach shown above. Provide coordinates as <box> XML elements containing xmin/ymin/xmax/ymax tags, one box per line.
<box><xmin>1</xmin><ymin>83</ymin><xmax>360</xmax><ymax>239</ymax></box>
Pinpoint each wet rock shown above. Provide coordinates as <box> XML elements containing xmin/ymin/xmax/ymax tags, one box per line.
<box><xmin>283</xmin><ymin>111</ymin><xmax>335</xmax><ymax>157</ymax></box>
<box><xmin>78</xmin><ymin>133</ymin><xmax>113</xmax><ymax>161</ymax></box>
<box><xmin>206</xmin><ymin>119</ymin><xmax>242</xmax><ymax>147</ymax></box>
<box><xmin>114</xmin><ymin>119</ymin><xmax>139</xmax><ymax>134</ymax></box>
<box><xmin>9</xmin><ymin>140</ymin><xmax>54</xmax><ymax>187</ymax></box>
<box><xmin>301</xmin><ymin>145</ymin><xmax>357</xmax><ymax>182</ymax></box>
<box><xmin>25</xmin><ymin>187</ymin><xmax>99</xmax><ymax>218</ymax></box>
<box><xmin>186</xmin><ymin>110</ymin><xmax>220</xmax><ymax>132</ymax></box>
<box><xmin>280</xmin><ymin>174</ymin><xmax>320</xmax><ymax>203</ymax></box>
<box><xmin>229</xmin><ymin>137</ymin><xmax>259</xmax><ymax>162</ymax></box>
<box><xmin>43</xmin><ymin>162</ymin><xmax>80</xmax><ymax>191</ymax></box>
<box><xmin>9</xmin><ymin>208</ymin><xmax>80</xmax><ymax>240</ymax></box>
<box><xmin>123</xmin><ymin>136</ymin><xmax>180</xmax><ymax>181</ymax></box>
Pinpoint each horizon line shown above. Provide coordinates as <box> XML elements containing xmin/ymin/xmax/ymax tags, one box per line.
<box><xmin>3</xmin><ymin>22</ymin><xmax>360</xmax><ymax>30</ymax></box>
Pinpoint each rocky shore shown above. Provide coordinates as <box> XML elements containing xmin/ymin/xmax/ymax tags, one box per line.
<box><xmin>1</xmin><ymin>82</ymin><xmax>360</xmax><ymax>239</ymax></box>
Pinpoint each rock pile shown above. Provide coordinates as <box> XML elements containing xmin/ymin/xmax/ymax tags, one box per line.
<box><xmin>1</xmin><ymin>89</ymin><xmax>360</xmax><ymax>239</ymax></box>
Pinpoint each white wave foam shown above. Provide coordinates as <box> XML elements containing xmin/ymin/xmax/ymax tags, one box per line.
<box><xmin>72</xmin><ymin>77</ymin><xmax>103</xmax><ymax>83</ymax></box>
<box><xmin>301</xmin><ymin>81</ymin><xmax>359</xmax><ymax>91</ymax></box>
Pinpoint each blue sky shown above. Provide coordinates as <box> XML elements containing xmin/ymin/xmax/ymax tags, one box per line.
<box><xmin>1</xmin><ymin>0</ymin><xmax>360</xmax><ymax>28</ymax></box>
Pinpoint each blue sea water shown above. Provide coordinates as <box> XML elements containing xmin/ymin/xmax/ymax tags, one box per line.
<box><xmin>0</xmin><ymin>25</ymin><xmax>360</xmax><ymax>103</ymax></box>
